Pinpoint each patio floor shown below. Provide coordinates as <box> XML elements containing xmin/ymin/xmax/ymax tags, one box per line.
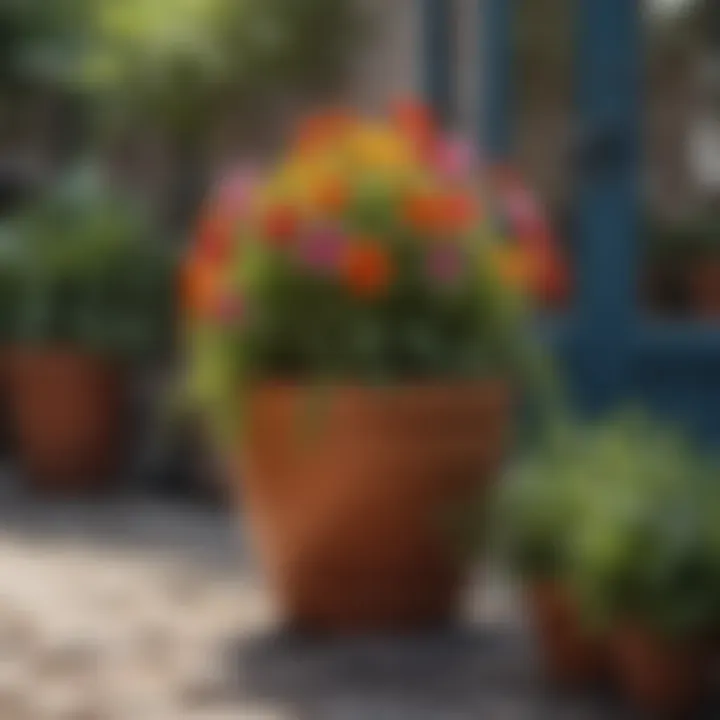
<box><xmin>0</xmin><ymin>485</ymin><xmax>712</xmax><ymax>719</ymax></box>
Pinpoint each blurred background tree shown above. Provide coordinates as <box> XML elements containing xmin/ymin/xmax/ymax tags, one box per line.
<box><xmin>0</xmin><ymin>0</ymin><xmax>366</xmax><ymax>224</ymax></box>
<box><xmin>78</xmin><ymin>0</ymin><xmax>363</xmax><ymax>144</ymax></box>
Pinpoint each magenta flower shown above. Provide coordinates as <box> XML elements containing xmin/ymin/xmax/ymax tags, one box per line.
<box><xmin>214</xmin><ymin>292</ymin><xmax>246</xmax><ymax>326</ymax></box>
<box><xmin>427</xmin><ymin>245</ymin><xmax>465</xmax><ymax>286</ymax></box>
<box><xmin>297</xmin><ymin>226</ymin><xmax>346</xmax><ymax>274</ymax></box>
<box><xmin>216</xmin><ymin>167</ymin><xmax>258</xmax><ymax>215</ymax></box>
<box><xmin>432</xmin><ymin>136</ymin><xmax>476</xmax><ymax>182</ymax></box>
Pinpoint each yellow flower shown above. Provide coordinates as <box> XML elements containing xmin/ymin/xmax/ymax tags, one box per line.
<box><xmin>346</xmin><ymin>123</ymin><xmax>416</xmax><ymax>173</ymax></box>
<box><xmin>487</xmin><ymin>246</ymin><xmax>534</xmax><ymax>290</ymax></box>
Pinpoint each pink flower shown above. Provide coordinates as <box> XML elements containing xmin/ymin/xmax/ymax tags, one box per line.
<box><xmin>427</xmin><ymin>245</ymin><xmax>465</xmax><ymax>286</ymax></box>
<box><xmin>297</xmin><ymin>226</ymin><xmax>346</xmax><ymax>273</ymax></box>
<box><xmin>213</xmin><ymin>292</ymin><xmax>246</xmax><ymax>326</ymax></box>
<box><xmin>216</xmin><ymin>167</ymin><xmax>258</xmax><ymax>215</ymax></box>
<box><xmin>432</xmin><ymin>136</ymin><xmax>476</xmax><ymax>182</ymax></box>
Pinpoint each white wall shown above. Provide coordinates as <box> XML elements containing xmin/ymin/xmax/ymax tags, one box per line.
<box><xmin>347</xmin><ymin>0</ymin><xmax>483</xmax><ymax>137</ymax></box>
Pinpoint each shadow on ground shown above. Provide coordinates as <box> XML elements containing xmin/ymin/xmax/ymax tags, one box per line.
<box><xmin>223</xmin><ymin>625</ymin><xmax>635</xmax><ymax>719</ymax></box>
<box><xmin>1</xmin><ymin>489</ymin><xmax>717</xmax><ymax>719</ymax></box>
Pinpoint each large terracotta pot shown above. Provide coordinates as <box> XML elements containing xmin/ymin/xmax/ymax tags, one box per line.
<box><xmin>7</xmin><ymin>348</ymin><xmax>127</xmax><ymax>494</ymax></box>
<box><xmin>689</xmin><ymin>259</ymin><xmax>720</xmax><ymax>319</ymax></box>
<box><xmin>239</xmin><ymin>382</ymin><xmax>512</xmax><ymax>633</ymax></box>
<box><xmin>526</xmin><ymin>580</ymin><xmax>606</xmax><ymax>688</ymax></box>
<box><xmin>613</xmin><ymin>625</ymin><xmax>709</xmax><ymax>718</ymax></box>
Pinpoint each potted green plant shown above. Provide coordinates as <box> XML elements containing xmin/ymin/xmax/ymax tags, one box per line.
<box><xmin>569</xmin><ymin>415</ymin><xmax>720</xmax><ymax>717</ymax></box>
<box><xmin>497</xmin><ymin>430</ymin><xmax>608</xmax><ymax>688</ymax></box>
<box><xmin>1</xmin><ymin>166</ymin><xmax>174</xmax><ymax>493</ymax></box>
<box><xmin>182</xmin><ymin>103</ymin><xmax>537</xmax><ymax>632</ymax></box>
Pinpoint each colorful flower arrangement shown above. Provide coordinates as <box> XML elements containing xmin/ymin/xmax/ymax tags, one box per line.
<box><xmin>182</xmin><ymin>101</ymin><xmax>550</xmax><ymax>437</ymax></box>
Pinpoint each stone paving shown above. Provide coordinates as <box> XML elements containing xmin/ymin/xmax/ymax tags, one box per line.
<box><xmin>0</xmin><ymin>491</ymin><xmax>715</xmax><ymax>719</ymax></box>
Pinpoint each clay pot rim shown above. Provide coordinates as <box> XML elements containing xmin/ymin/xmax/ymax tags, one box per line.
<box><xmin>248</xmin><ymin>378</ymin><xmax>510</xmax><ymax>392</ymax></box>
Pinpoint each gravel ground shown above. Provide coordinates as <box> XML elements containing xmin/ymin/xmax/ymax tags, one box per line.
<box><xmin>0</xmin><ymin>489</ymin><xmax>715</xmax><ymax>719</ymax></box>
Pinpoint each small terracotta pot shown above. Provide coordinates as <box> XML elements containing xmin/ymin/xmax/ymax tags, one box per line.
<box><xmin>526</xmin><ymin>580</ymin><xmax>606</xmax><ymax>688</ymax></box>
<box><xmin>689</xmin><ymin>259</ymin><xmax>720</xmax><ymax>319</ymax></box>
<box><xmin>612</xmin><ymin>625</ymin><xmax>709</xmax><ymax>718</ymax></box>
<box><xmin>238</xmin><ymin>382</ymin><xmax>512</xmax><ymax>633</ymax></box>
<box><xmin>7</xmin><ymin>348</ymin><xmax>127</xmax><ymax>494</ymax></box>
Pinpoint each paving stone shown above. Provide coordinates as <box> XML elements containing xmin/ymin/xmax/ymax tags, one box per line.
<box><xmin>0</xmin><ymin>497</ymin><xmax>716</xmax><ymax>719</ymax></box>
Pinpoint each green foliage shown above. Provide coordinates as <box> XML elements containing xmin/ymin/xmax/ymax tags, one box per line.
<box><xmin>0</xmin><ymin>165</ymin><xmax>176</xmax><ymax>360</ymax></box>
<box><xmin>0</xmin><ymin>0</ymin><xmax>87</xmax><ymax>91</ymax></box>
<box><xmin>187</xmin><ymin>226</ymin><xmax>532</xmax><ymax>447</ymax></box>
<box><xmin>497</xmin><ymin>433</ymin><xmax>591</xmax><ymax>580</ymax></box>
<box><xmin>500</xmin><ymin>411</ymin><xmax>720</xmax><ymax>638</ymax></box>
<box><xmin>0</xmin><ymin>0</ymin><xmax>364</xmax><ymax>137</ymax></box>
<box><xmin>238</xmin><ymin>235</ymin><xmax>521</xmax><ymax>384</ymax></box>
<box><xmin>570</xmin><ymin>414</ymin><xmax>720</xmax><ymax>638</ymax></box>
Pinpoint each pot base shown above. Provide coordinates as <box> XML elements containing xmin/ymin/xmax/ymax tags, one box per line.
<box><xmin>613</xmin><ymin>625</ymin><xmax>708</xmax><ymax>718</ymax></box>
<box><xmin>527</xmin><ymin>581</ymin><xmax>606</xmax><ymax>689</ymax></box>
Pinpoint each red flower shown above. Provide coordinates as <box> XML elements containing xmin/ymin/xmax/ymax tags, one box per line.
<box><xmin>296</xmin><ymin>109</ymin><xmax>353</xmax><ymax>155</ymax></box>
<box><xmin>313</xmin><ymin>175</ymin><xmax>350</xmax><ymax>215</ymax></box>
<box><xmin>195</xmin><ymin>209</ymin><xmax>236</xmax><ymax>265</ymax></box>
<box><xmin>342</xmin><ymin>240</ymin><xmax>393</xmax><ymax>298</ymax></box>
<box><xmin>262</xmin><ymin>204</ymin><xmax>301</xmax><ymax>248</ymax></box>
<box><xmin>391</xmin><ymin>98</ymin><xmax>437</xmax><ymax>161</ymax></box>
<box><xmin>402</xmin><ymin>192</ymin><xmax>446</xmax><ymax>235</ymax></box>
<box><xmin>439</xmin><ymin>192</ymin><xmax>480</xmax><ymax>235</ymax></box>
<box><xmin>403</xmin><ymin>191</ymin><xmax>479</xmax><ymax>238</ymax></box>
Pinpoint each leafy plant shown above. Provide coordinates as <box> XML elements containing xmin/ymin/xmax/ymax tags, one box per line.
<box><xmin>182</xmin><ymin>104</ymin><xmax>539</xmax><ymax>441</ymax></box>
<box><xmin>0</xmin><ymin>0</ymin><xmax>87</xmax><ymax>92</ymax></box>
<box><xmin>569</xmin><ymin>414</ymin><xmax>720</xmax><ymax>638</ymax></box>
<box><xmin>497</xmin><ymin>431</ymin><xmax>591</xmax><ymax>580</ymax></box>
<box><xmin>500</xmin><ymin>411</ymin><xmax>720</xmax><ymax>638</ymax></box>
<box><xmin>0</xmin><ymin>165</ymin><xmax>176</xmax><ymax>360</ymax></box>
<box><xmin>0</xmin><ymin>0</ymin><xmax>364</xmax><ymax>139</ymax></box>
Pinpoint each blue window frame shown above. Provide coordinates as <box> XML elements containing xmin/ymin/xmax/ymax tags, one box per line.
<box><xmin>422</xmin><ymin>0</ymin><xmax>720</xmax><ymax>440</ymax></box>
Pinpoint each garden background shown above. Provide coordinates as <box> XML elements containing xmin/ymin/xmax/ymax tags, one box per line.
<box><xmin>0</xmin><ymin>1</ymin><xmax>718</xmax><ymax>719</ymax></box>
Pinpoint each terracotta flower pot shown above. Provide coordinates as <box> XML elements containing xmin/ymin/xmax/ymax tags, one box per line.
<box><xmin>689</xmin><ymin>259</ymin><xmax>720</xmax><ymax>319</ymax></box>
<box><xmin>526</xmin><ymin>580</ymin><xmax>606</xmax><ymax>688</ymax></box>
<box><xmin>238</xmin><ymin>381</ymin><xmax>512</xmax><ymax>633</ymax></box>
<box><xmin>7</xmin><ymin>348</ymin><xmax>127</xmax><ymax>494</ymax></box>
<box><xmin>613</xmin><ymin>625</ymin><xmax>709</xmax><ymax>717</ymax></box>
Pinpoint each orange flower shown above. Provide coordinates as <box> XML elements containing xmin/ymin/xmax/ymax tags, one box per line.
<box><xmin>490</xmin><ymin>246</ymin><xmax>535</xmax><ymax>290</ymax></box>
<box><xmin>391</xmin><ymin>99</ymin><xmax>436</xmax><ymax>161</ymax></box>
<box><xmin>403</xmin><ymin>190</ymin><xmax>480</xmax><ymax>237</ymax></box>
<box><xmin>313</xmin><ymin>174</ymin><xmax>349</xmax><ymax>215</ymax></box>
<box><xmin>402</xmin><ymin>192</ymin><xmax>446</xmax><ymax>235</ymax></box>
<box><xmin>296</xmin><ymin>109</ymin><xmax>353</xmax><ymax>155</ymax></box>
<box><xmin>262</xmin><ymin>204</ymin><xmax>301</xmax><ymax>247</ymax></box>
<box><xmin>342</xmin><ymin>240</ymin><xmax>393</xmax><ymax>298</ymax></box>
<box><xmin>182</xmin><ymin>257</ymin><xmax>222</xmax><ymax>318</ymax></box>
<box><xmin>195</xmin><ymin>208</ymin><xmax>236</xmax><ymax>265</ymax></box>
<box><xmin>439</xmin><ymin>192</ymin><xmax>480</xmax><ymax>234</ymax></box>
